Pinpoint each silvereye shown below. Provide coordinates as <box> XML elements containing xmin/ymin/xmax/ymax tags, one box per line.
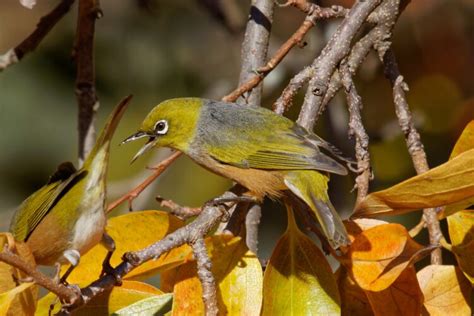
<box><xmin>123</xmin><ymin>98</ymin><xmax>350</xmax><ymax>248</ymax></box>
<box><xmin>9</xmin><ymin>96</ymin><xmax>132</xmax><ymax>282</ymax></box>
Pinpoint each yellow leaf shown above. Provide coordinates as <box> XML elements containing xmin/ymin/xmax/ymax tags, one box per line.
<box><xmin>417</xmin><ymin>265</ymin><xmax>471</xmax><ymax>316</ymax></box>
<box><xmin>0</xmin><ymin>283</ymin><xmax>35</xmax><ymax>316</ymax></box>
<box><xmin>167</xmin><ymin>235</ymin><xmax>262</xmax><ymax>316</ymax></box>
<box><xmin>342</xmin><ymin>223</ymin><xmax>431</xmax><ymax>291</ymax></box>
<box><xmin>442</xmin><ymin>120</ymin><xmax>474</xmax><ymax>217</ymax></box>
<box><xmin>366</xmin><ymin>267</ymin><xmax>423</xmax><ymax>316</ymax></box>
<box><xmin>450</xmin><ymin>120</ymin><xmax>474</xmax><ymax>158</ymax></box>
<box><xmin>336</xmin><ymin>268</ymin><xmax>373</xmax><ymax>316</ymax></box>
<box><xmin>62</xmin><ymin>210</ymin><xmax>187</xmax><ymax>285</ymax></box>
<box><xmin>37</xmin><ymin>280</ymin><xmax>165</xmax><ymax>315</ymax></box>
<box><xmin>354</xmin><ymin>149</ymin><xmax>474</xmax><ymax>217</ymax></box>
<box><xmin>262</xmin><ymin>205</ymin><xmax>340</xmax><ymax>315</ymax></box>
<box><xmin>0</xmin><ymin>233</ymin><xmax>38</xmax><ymax>316</ymax></box>
<box><xmin>447</xmin><ymin>210</ymin><xmax>474</xmax><ymax>283</ymax></box>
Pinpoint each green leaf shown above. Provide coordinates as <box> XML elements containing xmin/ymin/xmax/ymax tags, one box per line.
<box><xmin>113</xmin><ymin>293</ymin><xmax>173</xmax><ymax>316</ymax></box>
<box><xmin>262</xmin><ymin>204</ymin><xmax>340</xmax><ymax>315</ymax></box>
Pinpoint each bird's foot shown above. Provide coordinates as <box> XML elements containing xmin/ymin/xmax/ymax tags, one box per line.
<box><xmin>205</xmin><ymin>195</ymin><xmax>258</xmax><ymax>208</ymax></box>
<box><xmin>100</xmin><ymin>252</ymin><xmax>122</xmax><ymax>286</ymax></box>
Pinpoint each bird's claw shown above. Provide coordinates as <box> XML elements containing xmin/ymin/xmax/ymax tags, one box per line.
<box><xmin>100</xmin><ymin>257</ymin><xmax>122</xmax><ymax>286</ymax></box>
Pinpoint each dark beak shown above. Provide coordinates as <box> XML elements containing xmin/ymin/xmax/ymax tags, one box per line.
<box><xmin>122</xmin><ymin>131</ymin><xmax>157</xmax><ymax>163</ymax></box>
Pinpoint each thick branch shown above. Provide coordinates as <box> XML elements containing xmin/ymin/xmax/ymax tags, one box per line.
<box><xmin>193</xmin><ymin>238</ymin><xmax>218</xmax><ymax>315</ymax></box>
<box><xmin>235</xmin><ymin>0</ymin><xmax>274</xmax><ymax>106</ymax></box>
<box><xmin>75</xmin><ymin>0</ymin><xmax>102</xmax><ymax>164</ymax></box>
<box><xmin>298</xmin><ymin>0</ymin><xmax>382</xmax><ymax>130</ymax></box>
<box><xmin>59</xmin><ymin>201</ymin><xmax>227</xmax><ymax>314</ymax></box>
<box><xmin>245</xmin><ymin>204</ymin><xmax>261</xmax><ymax>254</ymax></box>
<box><xmin>0</xmin><ymin>0</ymin><xmax>75</xmax><ymax>71</ymax></box>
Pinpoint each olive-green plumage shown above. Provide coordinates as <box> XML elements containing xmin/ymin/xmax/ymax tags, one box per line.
<box><xmin>125</xmin><ymin>98</ymin><xmax>350</xmax><ymax>248</ymax></box>
<box><xmin>9</xmin><ymin>96</ymin><xmax>131</xmax><ymax>268</ymax></box>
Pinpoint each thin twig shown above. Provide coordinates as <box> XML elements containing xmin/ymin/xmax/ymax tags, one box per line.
<box><xmin>340</xmin><ymin>63</ymin><xmax>371</xmax><ymax>202</ymax></box>
<box><xmin>193</xmin><ymin>238</ymin><xmax>218</xmax><ymax>316</ymax></box>
<box><xmin>409</xmin><ymin>218</ymin><xmax>425</xmax><ymax>237</ymax></box>
<box><xmin>0</xmin><ymin>0</ymin><xmax>75</xmax><ymax>71</ymax></box>
<box><xmin>224</xmin><ymin>3</ymin><xmax>347</xmax><ymax>104</ymax></box>
<box><xmin>107</xmin><ymin>152</ymin><xmax>181</xmax><ymax>213</ymax></box>
<box><xmin>156</xmin><ymin>196</ymin><xmax>202</xmax><ymax>219</ymax></box>
<box><xmin>0</xmin><ymin>251</ymin><xmax>78</xmax><ymax>304</ymax></box>
<box><xmin>75</xmin><ymin>0</ymin><xmax>102</xmax><ymax>164</ymax></box>
<box><xmin>381</xmin><ymin>50</ymin><xmax>443</xmax><ymax>264</ymax></box>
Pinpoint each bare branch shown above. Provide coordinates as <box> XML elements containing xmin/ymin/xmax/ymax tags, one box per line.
<box><xmin>340</xmin><ymin>63</ymin><xmax>371</xmax><ymax>202</ymax></box>
<box><xmin>224</xmin><ymin>3</ymin><xmax>347</xmax><ymax>105</ymax></box>
<box><xmin>234</xmin><ymin>0</ymin><xmax>274</xmax><ymax>106</ymax></box>
<box><xmin>0</xmin><ymin>251</ymin><xmax>78</xmax><ymax>304</ymax></box>
<box><xmin>245</xmin><ymin>204</ymin><xmax>261</xmax><ymax>254</ymax></box>
<box><xmin>59</xmin><ymin>200</ymin><xmax>228</xmax><ymax>314</ymax></box>
<box><xmin>156</xmin><ymin>196</ymin><xmax>202</xmax><ymax>220</ymax></box>
<box><xmin>193</xmin><ymin>238</ymin><xmax>218</xmax><ymax>316</ymax></box>
<box><xmin>381</xmin><ymin>49</ymin><xmax>443</xmax><ymax>264</ymax></box>
<box><xmin>0</xmin><ymin>0</ymin><xmax>75</xmax><ymax>71</ymax></box>
<box><xmin>75</xmin><ymin>0</ymin><xmax>102</xmax><ymax>164</ymax></box>
<box><xmin>298</xmin><ymin>0</ymin><xmax>382</xmax><ymax>130</ymax></box>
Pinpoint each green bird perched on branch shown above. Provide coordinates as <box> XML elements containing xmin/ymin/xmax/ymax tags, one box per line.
<box><xmin>9</xmin><ymin>96</ymin><xmax>132</xmax><ymax>283</ymax></box>
<box><xmin>123</xmin><ymin>98</ymin><xmax>351</xmax><ymax>249</ymax></box>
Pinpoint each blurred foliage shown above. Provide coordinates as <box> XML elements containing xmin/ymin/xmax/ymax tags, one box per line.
<box><xmin>0</xmin><ymin>0</ymin><xmax>473</xmax><ymax>259</ymax></box>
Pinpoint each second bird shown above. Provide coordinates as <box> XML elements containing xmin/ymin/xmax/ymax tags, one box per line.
<box><xmin>124</xmin><ymin>98</ymin><xmax>350</xmax><ymax>248</ymax></box>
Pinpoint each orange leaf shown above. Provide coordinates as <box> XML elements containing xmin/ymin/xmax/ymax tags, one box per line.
<box><xmin>342</xmin><ymin>223</ymin><xmax>431</xmax><ymax>291</ymax></box>
<box><xmin>354</xmin><ymin>149</ymin><xmax>474</xmax><ymax>217</ymax></box>
<box><xmin>447</xmin><ymin>210</ymin><xmax>474</xmax><ymax>283</ymax></box>
<box><xmin>366</xmin><ymin>267</ymin><xmax>423</xmax><ymax>316</ymax></box>
<box><xmin>262</xmin><ymin>205</ymin><xmax>340</xmax><ymax>315</ymax></box>
<box><xmin>0</xmin><ymin>233</ymin><xmax>38</xmax><ymax>316</ymax></box>
<box><xmin>62</xmin><ymin>210</ymin><xmax>187</xmax><ymax>285</ymax></box>
<box><xmin>417</xmin><ymin>265</ymin><xmax>471</xmax><ymax>316</ymax></box>
<box><xmin>169</xmin><ymin>235</ymin><xmax>262</xmax><ymax>315</ymax></box>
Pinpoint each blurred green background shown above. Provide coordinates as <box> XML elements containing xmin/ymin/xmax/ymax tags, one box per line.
<box><xmin>0</xmin><ymin>0</ymin><xmax>472</xmax><ymax>259</ymax></box>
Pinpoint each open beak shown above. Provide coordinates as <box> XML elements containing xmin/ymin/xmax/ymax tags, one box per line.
<box><xmin>122</xmin><ymin>132</ymin><xmax>158</xmax><ymax>163</ymax></box>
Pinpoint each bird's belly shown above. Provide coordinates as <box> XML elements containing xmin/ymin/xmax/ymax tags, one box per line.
<box><xmin>189</xmin><ymin>153</ymin><xmax>287</xmax><ymax>199</ymax></box>
<box><xmin>70</xmin><ymin>197</ymin><xmax>106</xmax><ymax>257</ymax></box>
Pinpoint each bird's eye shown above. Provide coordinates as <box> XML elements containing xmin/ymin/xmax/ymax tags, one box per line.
<box><xmin>154</xmin><ymin>119</ymin><xmax>169</xmax><ymax>135</ymax></box>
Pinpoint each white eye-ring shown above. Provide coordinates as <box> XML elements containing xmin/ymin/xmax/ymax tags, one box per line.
<box><xmin>154</xmin><ymin>119</ymin><xmax>169</xmax><ymax>135</ymax></box>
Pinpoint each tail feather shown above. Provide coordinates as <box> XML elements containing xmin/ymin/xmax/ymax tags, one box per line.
<box><xmin>284</xmin><ymin>170</ymin><xmax>350</xmax><ymax>249</ymax></box>
<box><xmin>84</xmin><ymin>95</ymin><xmax>132</xmax><ymax>164</ymax></box>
